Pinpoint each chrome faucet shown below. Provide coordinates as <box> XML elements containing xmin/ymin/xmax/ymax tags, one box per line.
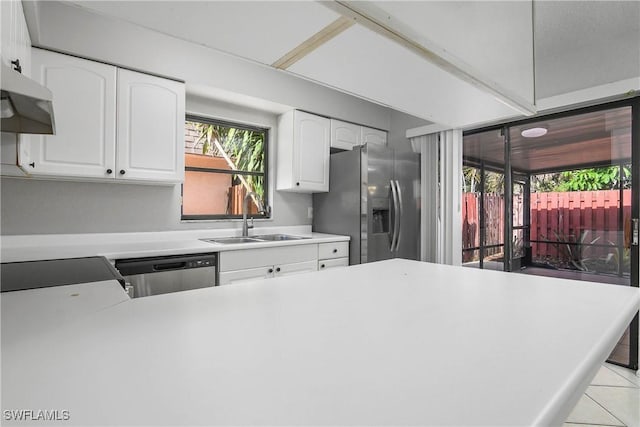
<box><xmin>242</xmin><ymin>191</ymin><xmax>265</xmax><ymax>237</ymax></box>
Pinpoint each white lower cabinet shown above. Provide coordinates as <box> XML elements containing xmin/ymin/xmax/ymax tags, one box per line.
<box><xmin>219</xmin><ymin>266</ymin><xmax>274</xmax><ymax>285</ymax></box>
<box><xmin>317</xmin><ymin>241</ymin><xmax>350</xmax><ymax>271</ymax></box>
<box><xmin>218</xmin><ymin>260</ymin><xmax>318</xmax><ymax>285</ymax></box>
<box><xmin>218</xmin><ymin>244</ymin><xmax>318</xmax><ymax>286</ymax></box>
<box><xmin>318</xmin><ymin>257</ymin><xmax>349</xmax><ymax>270</ymax></box>
<box><xmin>318</xmin><ymin>241</ymin><xmax>349</xmax><ymax>259</ymax></box>
<box><xmin>275</xmin><ymin>260</ymin><xmax>317</xmax><ymax>277</ymax></box>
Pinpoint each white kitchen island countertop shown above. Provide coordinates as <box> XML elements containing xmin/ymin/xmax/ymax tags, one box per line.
<box><xmin>2</xmin><ymin>259</ymin><xmax>638</xmax><ymax>426</ymax></box>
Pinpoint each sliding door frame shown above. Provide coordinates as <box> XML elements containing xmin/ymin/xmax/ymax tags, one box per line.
<box><xmin>463</xmin><ymin>96</ymin><xmax>639</xmax><ymax>370</ymax></box>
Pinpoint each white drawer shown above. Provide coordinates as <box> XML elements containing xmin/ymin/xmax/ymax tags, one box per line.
<box><xmin>318</xmin><ymin>257</ymin><xmax>349</xmax><ymax>270</ymax></box>
<box><xmin>220</xmin><ymin>244</ymin><xmax>317</xmax><ymax>272</ymax></box>
<box><xmin>318</xmin><ymin>241</ymin><xmax>349</xmax><ymax>259</ymax></box>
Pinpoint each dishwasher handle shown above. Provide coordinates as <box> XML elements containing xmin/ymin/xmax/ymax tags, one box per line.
<box><xmin>153</xmin><ymin>261</ymin><xmax>187</xmax><ymax>271</ymax></box>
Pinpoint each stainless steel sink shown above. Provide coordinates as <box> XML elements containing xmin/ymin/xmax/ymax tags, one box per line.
<box><xmin>252</xmin><ymin>234</ymin><xmax>309</xmax><ymax>241</ymax></box>
<box><xmin>202</xmin><ymin>237</ymin><xmax>263</xmax><ymax>244</ymax></box>
<box><xmin>201</xmin><ymin>234</ymin><xmax>309</xmax><ymax>244</ymax></box>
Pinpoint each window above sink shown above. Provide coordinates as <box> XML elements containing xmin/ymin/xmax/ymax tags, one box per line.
<box><xmin>182</xmin><ymin>116</ymin><xmax>269</xmax><ymax>221</ymax></box>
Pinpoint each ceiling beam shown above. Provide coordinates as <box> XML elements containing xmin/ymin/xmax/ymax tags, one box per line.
<box><xmin>321</xmin><ymin>0</ymin><xmax>537</xmax><ymax>118</ymax></box>
<box><xmin>272</xmin><ymin>16</ymin><xmax>355</xmax><ymax>70</ymax></box>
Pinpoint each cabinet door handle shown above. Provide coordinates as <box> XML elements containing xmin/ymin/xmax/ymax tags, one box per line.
<box><xmin>28</xmin><ymin>162</ymin><xmax>35</xmax><ymax>168</ymax></box>
<box><xmin>320</xmin><ymin>264</ymin><xmax>325</xmax><ymax>269</ymax></box>
<box><xmin>296</xmin><ymin>182</ymin><xmax>300</xmax><ymax>186</ymax></box>
<box><xmin>275</xmin><ymin>267</ymin><xmax>281</xmax><ymax>272</ymax></box>
<box><xmin>268</xmin><ymin>268</ymin><xmax>273</xmax><ymax>273</ymax></box>
<box><xmin>119</xmin><ymin>170</ymin><xmax>126</xmax><ymax>175</ymax></box>
<box><xmin>106</xmin><ymin>169</ymin><xmax>113</xmax><ymax>174</ymax></box>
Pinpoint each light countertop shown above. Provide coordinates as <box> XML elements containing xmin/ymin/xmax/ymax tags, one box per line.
<box><xmin>0</xmin><ymin>227</ymin><xmax>349</xmax><ymax>262</ymax></box>
<box><xmin>2</xmin><ymin>259</ymin><xmax>638</xmax><ymax>426</ymax></box>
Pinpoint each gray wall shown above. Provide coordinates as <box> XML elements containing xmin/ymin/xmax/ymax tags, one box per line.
<box><xmin>0</xmin><ymin>96</ymin><xmax>312</xmax><ymax>235</ymax></box>
<box><xmin>388</xmin><ymin>109</ymin><xmax>432</xmax><ymax>153</ymax></box>
<box><xmin>0</xmin><ymin>96</ymin><xmax>428</xmax><ymax>235</ymax></box>
<box><xmin>0</xmin><ymin>106</ymin><xmax>425</xmax><ymax>235</ymax></box>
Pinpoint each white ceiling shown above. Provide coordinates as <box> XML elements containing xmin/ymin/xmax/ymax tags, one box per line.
<box><xmin>53</xmin><ymin>1</ymin><xmax>640</xmax><ymax>128</ymax></box>
<box><xmin>287</xmin><ymin>24</ymin><xmax>517</xmax><ymax>127</ymax></box>
<box><xmin>534</xmin><ymin>1</ymin><xmax>640</xmax><ymax>99</ymax></box>
<box><xmin>64</xmin><ymin>1</ymin><xmax>340</xmax><ymax>66</ymax></box>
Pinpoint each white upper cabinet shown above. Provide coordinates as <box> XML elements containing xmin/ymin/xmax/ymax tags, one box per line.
<box><xmin>22</xmin><ymin>49</ymin><xmax>185</xmax><ymax>183</ymax></box>
<box><xmin>24</xmin><ymin>50</ymin><xmax>117</xmax><ymax>178</ymax></box>
<box><xmin>361</xmin><ymin>126</ymin><xmax>387</xmax><ymax>146</ymax></box>
<box><xmin>277</xmin><ymin>110</ymin><xmax>330</xmax><ymax>193</ymax></box>
<box><xmin>116</xmin><ymin>69</ymin><xmax>185</xmax><ymax>182</ymax></box>
<box><xmin>1</xmin><ymin>0</ymin><xmax>31</xmax><ymax>75</ymax></box>
<box><xmin>330</xmin><ymin>119</ymin><xmax>361</xmax><ymax>150</ymax></box>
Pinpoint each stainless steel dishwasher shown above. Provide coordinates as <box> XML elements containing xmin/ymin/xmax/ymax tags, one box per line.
<box><xmin>115</xmin><ymin>253</ymin><xmax>217</xmax><ymax>298</ymax></box>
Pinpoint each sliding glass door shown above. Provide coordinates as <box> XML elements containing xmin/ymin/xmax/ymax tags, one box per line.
<box><xmin>463</xmin><ymin>98</ymin><xmax>639</xmax><ymax>370</ymax></box>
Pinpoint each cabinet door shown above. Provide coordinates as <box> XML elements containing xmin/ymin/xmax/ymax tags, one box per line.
<box><xmin>330</xmin><ymin>119</ymin><xmax>361</xmax><ymax>150</ymax></box>
<box><xmin>318</xmin><ymin>257</ymin><xmax>349</xmax><ymax>270</ymax></box>
<box><xmin>0</xmin><ymin>0</ymin><xmax>16</xmax><ymax>68</ymax></box>
<box><xmin>361</xmin><ymin>127</ymin><xmax>387</xmax><ymax>146</ymax></box>
<box><xmin>116</xmin><ymin>69</ymin><xmax>185</xmax><ymax>182</ymax></box>
<box><xmin>274</xmin><ymin>260</ymin><xmax>318</xmax><ymax>277</ymax></box>
<box><xmin>219</xmin><ymin>244</ymin><xmax>318</xmax><ymax>272</ymax></box>
<box><xmin>293</xmin><ymin>111</ymin><xmax>329</xmax><ymax>192</ymax></box>
<box><xmin>13</xmin><ymin>0</ymin><xmax>30</xmax><ymax>76</ymax></box>
<box><xmin>23</xmin><ymin>49</ymin><xmax>117</xmax><ymax>178</ymax></box>
<box><xmin>219</xmin><ymin>266</ymin><xmax>274</xmax><ymax>285</ymax></box>
<box><xmin>318</xmin><ymin>241</ymin><xmax>349</xmax><ymax>259</ymax></box>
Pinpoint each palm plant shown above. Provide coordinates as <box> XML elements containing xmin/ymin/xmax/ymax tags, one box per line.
<box><xmin>193</xmin><ymin>122</ymin><xmax>265</xmax><ymax>200</ymax></box>
<box><xmin>549</xmin><ymin>230</ymin><xmax>600</xmax><ymax>271</ymax></box>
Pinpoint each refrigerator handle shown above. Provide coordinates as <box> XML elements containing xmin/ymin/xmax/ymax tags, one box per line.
<box><xmin>394</xmin><ymin>180</ymin><xmax>403</xmax><ymax>252</ymax></box>
<box><xmin>390</xmin><ymin>180</ymin><xmax>399</xmax><ymax>252</ymax></box>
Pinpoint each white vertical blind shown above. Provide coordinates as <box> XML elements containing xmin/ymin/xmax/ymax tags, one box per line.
<box><xmin>411</xmin><ymin>134</ymin><xmax>438</xmax><ymax>262</ymax></box>
<box><xmin>411</xmin><ymin>129</ymin><xmax>463</xmax><ymax>266</ymax></box>
<box><xmin>437</xmin><ymin>130</ymin><xmax>463</xmax><ymax>266</ymax></box>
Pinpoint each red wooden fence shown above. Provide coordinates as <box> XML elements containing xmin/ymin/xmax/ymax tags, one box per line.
<box><xmin>462</xmin><ymin>190</ymin><xmax>632</xmax><ymax>262</ymax></box>
<box><xmin>530</xmin><ymin>190</ymin><xmax>631</xmax><ymax>260</ymax></box>
<box><xmin>462</xmin><ymin>193</ymin><xmax>505</xmax><ymax>261</ymax></box>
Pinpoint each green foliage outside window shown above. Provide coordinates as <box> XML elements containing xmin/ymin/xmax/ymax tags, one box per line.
<box><xmin>531</xmin><ymin>165</ymin><xmax>631</xmax><ymax>192</ymax></box>
<box><xmin>191</xmin><ymin>121</ymin><xmax>266</xmax><ymax>200</ymax></box>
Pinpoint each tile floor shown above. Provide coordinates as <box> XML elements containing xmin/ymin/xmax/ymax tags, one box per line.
<box><xmin>564</xmin><ymin>363</ymin><xmax>639</xmax><ymax>427</ymax></box>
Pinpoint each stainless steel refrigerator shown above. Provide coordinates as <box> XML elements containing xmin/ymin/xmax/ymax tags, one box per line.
<box><xmin>313</xmin><ymin>144</ymin><xmax>420</xmax><ymax>264</ymax></box>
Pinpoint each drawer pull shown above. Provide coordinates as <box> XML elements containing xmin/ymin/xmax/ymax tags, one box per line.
<box><xmin>320</xmin><ymin>264</ymin><xmax>325</xmax><ymax>268</ymax></box>
<box><xmin>332</xmin><ymin>249</ymin><xmax>337</xmax><ymax>253</ymax></box>
<box><xmin>276</xmin><ymin>267</ymin><xmax>281</xmax><ymax>272</ymax></box>
<box><xmin>268</xmin><ymin>268</ymin><xmax>273</xmax><ymax>273</ymax></box>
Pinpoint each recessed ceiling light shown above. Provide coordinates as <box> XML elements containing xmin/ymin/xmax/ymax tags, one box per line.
<box><xmin>521</xmin><ymin>126</ymin><xmax>547</xmax><ymax>138</ymax></box>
